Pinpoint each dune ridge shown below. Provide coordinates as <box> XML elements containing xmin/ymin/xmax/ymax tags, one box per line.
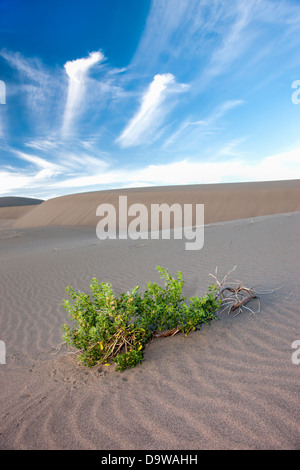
<box><xmin>12</xmin><ymin>180</ymin><xmax>300</xmax><ymax>228</ymax></box>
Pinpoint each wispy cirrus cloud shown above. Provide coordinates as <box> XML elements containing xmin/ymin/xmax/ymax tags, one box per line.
<box><xmin>163</xmin><ymin>99</ymin><xmax>244</xmax><ymax>150</ymax></box>
<box><xmin>0</xmin><ymin>48</ymin><xmax>65</xmax><ymax>138</ymax></box>
<box><xmin>0</xmin><ymin>148</ymin><xmax>62</xmax><ymax>194</ymax></box>
<box><xmin>0</xmin><ymin>49</ymin><xmax>49</xmax><ymax>85</ymax></box>
<box><xmin>131</xmin><ymin>0</ymin><xmax>300</xmax><ymax>92</ymax></box>
<box><xmin>0</xmin><ymin>48</ymin><xmax>116</xmax><ymax>140</ymax></box>
<box><xmin>0</xmin><ymin>49</ymin><xmax>58</xmax><ymax>113</ymax></box>
<box><xmin>116</xmin><ymin>73</ymin><xmax>189</xmax><ymax>148</ymax></box>
<box><xmin>130</xmin><ymin>0</ymin><xmax>250</xmax><ymax>79</ymax></box>
<box><xmin>0</xmin><ymin>140</ymin><xmax>110</xmax><ymax>196</ymax></box>
<box><xmin>13</xmin><ymin>150</ymin><xmax>63</xmax><ymax>173</ymax></box>
<box><xmin>198</xmin><ymin>2</ymin><xmax>255</xmax><ymax>89</ymax></box>
<box><xmin>62</xmin><ymin>51</ymin><xmax>105</xmax><ymax>137</ymax></box>
<box><xmin>19</xmin><ymin>139</ymin><xmax>110</xmax><ymax>177</ymax></box>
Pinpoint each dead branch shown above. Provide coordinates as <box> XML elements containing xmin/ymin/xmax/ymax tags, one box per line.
<box><xmin>209</xmin><ymin>266</ymin><xmax>261</xmax><ymax>315</ymax></box>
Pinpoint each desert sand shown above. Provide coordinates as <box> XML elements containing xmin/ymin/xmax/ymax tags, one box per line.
<box><xmin>0</xmin><ymin>180</ymin><xmax>299</xmax><ymax>450</ymax></box>
<box><xmin>11</xmin><ymin>179</ymin><xmax>300</xmax><ymax>228</ymax></box>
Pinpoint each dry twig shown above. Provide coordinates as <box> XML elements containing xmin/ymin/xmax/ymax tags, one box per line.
<box><xmin>209</xmin><ymin>266</ymin><xmax>262</xmax><ymax>316</ymax></box>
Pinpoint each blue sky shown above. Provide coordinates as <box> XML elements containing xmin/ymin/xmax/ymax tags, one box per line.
<box><xmin>0</xmin><ymin>0</ymin><xmax>299</xmax><ymax>200</ymax></box>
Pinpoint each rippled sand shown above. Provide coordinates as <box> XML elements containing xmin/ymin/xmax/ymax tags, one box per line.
<box><xmin>0</xmin><ymin>210</ymin><xmax>299</xmax><ymax>450</ymax></box>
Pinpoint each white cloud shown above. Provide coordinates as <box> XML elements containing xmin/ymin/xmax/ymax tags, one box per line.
<box><xmin>0</xmin><ymin>49</ymin><xmax>64</xmax><ymax>135</ymax></box>
<box><xmin>0</xmin><ymin>50</ymin><xmax>54</xmax><ymax>111</ymax></box>
<box><xmin>1</xmin><ymin>1</ymin><xmax>299</xmax><ymax>200</ymax></box>
<box><xmin>199</xmin><ymin>2</ymin><xmax>254</xmax><ymax>87</ymax></box>
<box><xmin>131</xmin><ymin>0</ymin><xmax>300</xmax><ymax>94</ymax></box>
<box><xmin>49</xmin><ymin>147</ymin><xmax>300</xmax><ymax>191</ymax></box>
<box><xmin>116</xmin><ymin>73</ymin><xmax>188</xmax><ymax>148</ymax></box>
<box><xmin>25</xmin><ymin>139</ymin><xmax>58</xmax><ymax>151</ymax></box>
<box><xmin>208</xmin><ymin>100</ymin><xmax>244</xmax><ymax>122</ymax></box>
<box><xmin>0</xmin><ymin>144</ymin><xmax>109</xmax><ymax>195</ymax></box>
<box><xmin>126</xmin><ymin>148</ymin><xmax>300</xmax><ymax>185</ymax></box>
<box><xmin>0</xmin><ymin>171</ymin><xmax>33</xmax><ymax>195</ymax></box>
<box><xmin>130</xmin><ymin>0</ymin><xmax>254</xmax><ymax>82</ymax></box>
<box><xmin>0</xmin><ymin>49</ymin><xmax>123</xmax><ymax>139</ymax></box>
<box><xmin>0</xmin><ymin>49</ymin><xmax>49</xmax><ymax>85</ymax></box>
<box><xmin>130</xmin><ymin>0</ymin><xmax>192</xmax><ymax>71</ymax></box>
<box><xmin>251</xmin><ymin>148</ymin><xmax>300</xmax><ymax>182</ymax></box>
<box><xmin>2</xmin><ymin>145</ymin><xmax>299</xmax><ymax>197</ymax></box>
<box><xmin>14</xmin><ymin>150</ymin><xmax>62</xmax><ymax>172</ymax></box>
<box><xmin>0</xmin><ymin>163</ymin><xmax>60</xmax><ymax>195</ymax></box>
<box><xmin>162</xmin><ymin>99</ymin><xmax>244</xmax><ymax>150</ymax></box>
<box><xmin>62</xmin><ymin>51</ymin><xmax>104</xmax><ymax>137</ymax></box>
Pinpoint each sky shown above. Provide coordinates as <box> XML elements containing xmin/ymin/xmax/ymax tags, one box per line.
<box><xmin>0</xmin><ymin>0</ymin><xmax>300</xmax><ymax>200</ymax></box>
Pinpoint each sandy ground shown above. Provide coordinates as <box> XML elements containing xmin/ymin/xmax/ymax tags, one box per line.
<box><xmin>0</xmin><ymin>182</ymin><xmax>299</xmax><ymax>450</ymax></box>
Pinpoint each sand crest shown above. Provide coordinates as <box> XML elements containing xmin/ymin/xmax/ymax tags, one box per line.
<box><xmin>11</xmin><ymin>180</ymin><xmax>300</xmax><ymax>229</ymax></box>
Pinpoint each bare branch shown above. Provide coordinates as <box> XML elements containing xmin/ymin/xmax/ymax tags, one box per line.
<box><xmin>209</xmin><ymin>266</ymin><xmax>267</xmax><ymax>316</ymax></box>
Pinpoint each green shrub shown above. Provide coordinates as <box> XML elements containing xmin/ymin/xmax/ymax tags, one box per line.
<box><xmin>62</xmin><ymin>266</ymin><xmax>221</xmax><ymax>371</ymax></box>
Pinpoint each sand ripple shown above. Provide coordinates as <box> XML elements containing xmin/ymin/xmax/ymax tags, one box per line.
<box><xmin>0</xmin><ymin>213</ymin><xmax>299</xmax><ymax>449</ymax></box>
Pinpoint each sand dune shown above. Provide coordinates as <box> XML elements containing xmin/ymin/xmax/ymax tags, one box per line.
<box><xmin>12</xmin><ymin>180</ymin><xmax>300</xmax><ymax>228</ymax></box>
<box><xmin>0</xmin><ymin>197</ymin><xmax>44</xmax><ymax>226</ymax></box>
<box><xmin>0</xmin><ymin>181</ymin><xmax>299</xmax><ymax>450</ymax></box>
<box><xmin>0</xmin><ymin>205</ymin><xmax>39</xmax><ymax>221</ymax></box>
<box><xmin>0</xmin><ymin>196</ymin><xmax>44</xmax><ymax>207</ymax></box>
